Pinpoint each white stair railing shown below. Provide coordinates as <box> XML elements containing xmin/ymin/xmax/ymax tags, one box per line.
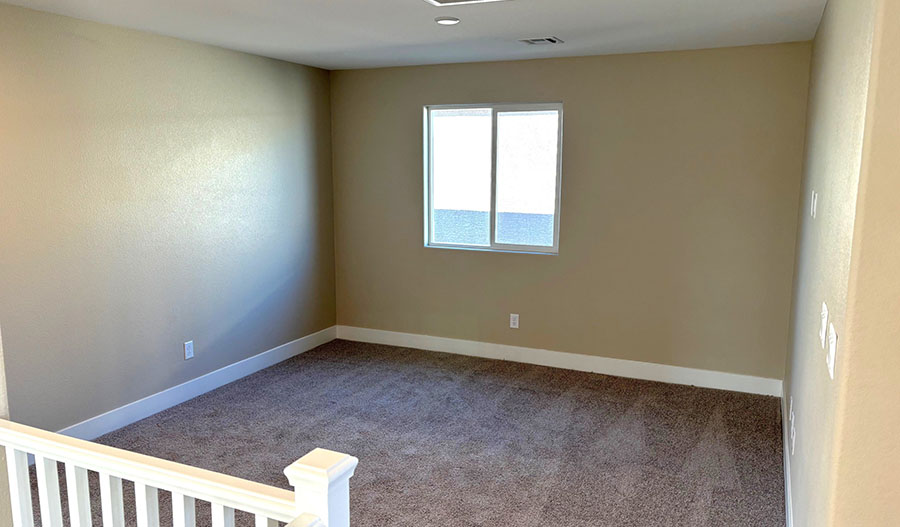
<box><xmin>0</xmin><ymin>418</ymin><xmax>357</xmax><ymax>527</ymax></box>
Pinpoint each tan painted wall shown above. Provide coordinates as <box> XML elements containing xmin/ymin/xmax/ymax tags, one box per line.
<box><xmin>830</xmin><ymin>0</ymin><xmax>900</xmax><ymax>523</ymax></box>
<box><xmin>782</xmin><ymin>0</ymin><xmax>878</xmax><ymax>524</ymax></box>
<box><xmin>331</xmin><ymin>44</ymin><xmax>811</xmax><ymax>379</ymax></box>
<box><xmin>0</xmin><ymin>4</ymin><xmax>336</xmax><ymax>432</ymax></box>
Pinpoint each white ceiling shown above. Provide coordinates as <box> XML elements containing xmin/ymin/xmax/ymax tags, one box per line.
<box><xmin>10</xmin><ymin>0</ymin><xmax>827</xmax><ymax>70</ymax></box>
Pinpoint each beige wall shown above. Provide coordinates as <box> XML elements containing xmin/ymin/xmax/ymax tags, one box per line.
<box><xmin>782</xmin><ymin>0</ymin><xmax>879</xmax><ymax>524</ymax></box>
<box><xmin>831</xmin><ymin>0</ymin><xmax>900</xmax><ymax>522</ymax></box>
<box><xmin>331</xmin><ymin>44</ymin><xmax>811</xmax><ymax>379</ymax></box>
<box><xmin>0</xmin><ymin>4</ymin><xmax>336</xmax><ymax>432</ymax></box>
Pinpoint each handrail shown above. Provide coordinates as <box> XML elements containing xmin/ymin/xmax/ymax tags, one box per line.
<box><xmin>0</xmin><ymin>418</ymin><xmax>357</xmax><ymax>526</ymax></box>
<box><xmin>0</xmin><ymin>419</ymin><xmax>295</xmax><ymax>521</ymax></box>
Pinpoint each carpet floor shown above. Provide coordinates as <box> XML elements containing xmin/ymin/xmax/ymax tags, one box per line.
<box><xmin>29</xmin><ymin>339</ymin><xmax>785</xmax><ymax>526</ymax></box>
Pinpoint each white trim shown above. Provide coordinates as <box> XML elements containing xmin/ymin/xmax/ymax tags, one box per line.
<box><xmin>59</xmin><ymin>327</ymin><xmax>338</xmax><ymax>440</ymax></box>
<box><xmin>782</xmin><ymin>387</ymin><xmax>794</xmax><ymax>527</ymax></box>
<box><xmin>490</xmin><ymin>105</ymin><xmax>498</xmax><ymax>248</ymax></box>
<box><xmin>336</xmin><ymin>326</ymin><xmax>783</xmax><ymax>397</ymax></box>
<box><xmin>424</xmin><ymin>102</ymin><xmax>564</xmax><ymax>255</ymax></box>
<box><xmin>55</xmin><ymin>323</ymin><xmax>783</xmax><ymax>441</ymax></box>
<box><xmin>2</xmin><ymin>419</ymin><xmax>300</xmax><ymax>523</ymax></box>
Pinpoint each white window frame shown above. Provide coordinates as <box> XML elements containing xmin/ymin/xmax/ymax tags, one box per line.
<box><xmin>423</xmin><ymin>102</ymin><xmax>564</xmax><ymax>255</ymax></box>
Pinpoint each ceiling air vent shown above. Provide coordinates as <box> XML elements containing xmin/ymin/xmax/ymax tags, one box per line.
<box><xmin>520</xmin><ymin>36</ymin><xmax>565</xmax><ymax>45</ymax></box>
<box><xmin>423</xmin><ymin>0</ymin><xmax>510</xmax><ymax>6</ymax></box>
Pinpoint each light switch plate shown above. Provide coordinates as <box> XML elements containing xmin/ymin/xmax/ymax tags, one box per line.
<box><xmin>827</xmin><ymin>324</ymin><xmax>837</xmax><ymax>380</ymax></box>
<box><xmin>790</xmin><ymin>423</ymin><xmax>796</xmax><ymax>455</ymax></box>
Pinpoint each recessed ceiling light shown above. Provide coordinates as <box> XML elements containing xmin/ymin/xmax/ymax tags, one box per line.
<box><xmin>435</xmin><ymin>16</ymin><xmax>461</xmax><ymax>26</ymax></box>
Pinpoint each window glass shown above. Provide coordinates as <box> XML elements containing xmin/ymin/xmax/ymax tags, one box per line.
<box><xmin>430</xmin><ymin>108</ymin><xmax>492</xmax><ymax>246</ymax></box>
<box><xmin>494</xmin><ymin>110</ymin><xmax>560</xmax><ymax>247</ymax></box>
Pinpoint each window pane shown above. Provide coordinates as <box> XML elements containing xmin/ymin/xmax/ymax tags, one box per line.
<box><xmin>495</xmin><ymin>110</ymin><xmax>560</xmax><ymax>247</ymax></box>
<box><xmin>431</xmin><ymin>108</ymin><xmax>492</xmax><ymax>246</ymax></box>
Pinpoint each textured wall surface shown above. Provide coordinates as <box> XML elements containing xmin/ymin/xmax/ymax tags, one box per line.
<box><xmin>831</xmin><ymin>0</ymin><xmax>900</xmax><ymax>522</ymax></box>
<box><xmin>782</xmin><ymin>0</ymin><xmax>878</xmax><ymax>524</ymax></box>
<box><xmin>332</xmin><ymin>44</ymin><xmax>811</xmax><ymax>379</ymax></box>
<box><xmin>0</xmin><ymin>4</ymin><xmax>335</xmax><ymax>431</ymax></box>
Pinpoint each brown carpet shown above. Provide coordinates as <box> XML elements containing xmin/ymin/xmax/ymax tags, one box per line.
<box><xmin>29</xmin><ymin>339</ymin><xmax>785</xmax><ymax>526</ymax></box>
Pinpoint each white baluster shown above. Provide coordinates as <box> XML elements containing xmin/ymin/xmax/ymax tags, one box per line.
<box><xmin>99</xmin><ymin>473</ymin><xmax>125</xmax><ymax>527</ymax></box>
<box><xmin>2</xmin><ymin>418</ymin><xmax>342</xmax><ymax>527</ymax></box>
<box><xmin>35</xmin><ymin>455</ymin><xmax>63</xmax><ymax>527</ymax></box>
<box><xmin>135</xmin><ymin>483</ymin><xmax>160</xmax><ymax>527</ymax></box>
<box><xmin>65</xmin><ymin>464</ymin><xmax>92</xmax><ymax>527</ymax></box>
<box><xmin>211</xmin><ymin>503</ymin><xmax>235</xmax><ymax>527</ymax></box>
<box><xmin>172</xmin><ymin>492</ymin><xmax>196</xmax><ymax>527</ymax></box>
<box><xmin>5</xmin><ymin>447</ymin><xmax>33</xmax><ymax>527</ymax></box>
<box><xmin>283</xmin><ymin>449</ymin><xmax>358</xmax><ymax>527</ymax></box>
<box><xmin>255</xmin><ymin>514</ymin><xmax>280</xmax><ymax>527</ymax></box>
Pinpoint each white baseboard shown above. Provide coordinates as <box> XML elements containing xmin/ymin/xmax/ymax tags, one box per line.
<box><xmin>782</xmin><ymin>387</ymin><xmax>794</xmax><ymax>527</ymax></box>
<box><xmin>336</xmin><ymin>326</ymin><xmax>783</xmax><ymax>397</ymax></box>
<box><xmin>59</xmin><ymin>326</ymin><xmax>338</xmax><ymax>440</ymax></box>
<box><xmin>56</xmin><ymin>324</ymin><xmax>782</xmax><ymax>441</ymax></box>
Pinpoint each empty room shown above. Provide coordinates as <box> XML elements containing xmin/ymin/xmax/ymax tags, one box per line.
<box><xmin>1</xmin><ymin>0</ymin><xmax>898</xmax><ymax>526</ymax></box>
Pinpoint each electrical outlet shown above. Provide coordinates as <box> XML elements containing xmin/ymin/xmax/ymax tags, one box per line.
<box><xmin>509</xmin><ymin>314</ymin><xmax>519</xmax><ymax>329</ymax></box>
<box><xmin>811</xmin><ymin>190</ymin><xmax>818</xmax><ymax>218</ymax></box>
<box><xmin>184</xmin><ymin>340</ymin><xmax>194</xmax><ymax>360</ymax></box>
<box><xmin>820</xmin><ymin>302</ymin><xmax>829</xmax><ymax>349</ymax></box>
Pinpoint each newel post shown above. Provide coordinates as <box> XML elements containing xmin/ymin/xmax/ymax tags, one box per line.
<box><xmin>284</xmin><ymin>448</ymin><xmax>358</xmax><ymax>527</ymax></box>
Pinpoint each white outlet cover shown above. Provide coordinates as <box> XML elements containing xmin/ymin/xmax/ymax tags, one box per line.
<box><xmin>827</xmin><ymin>323</ymin><xmax>837</xmax><ymax>380</ymax></box>
<box><xmin>811</xmin><ymin>190</ymin><xmax>818</xmax><ymax>218</ymax></box>
<box><xmin>184</xmin><ymin>340</ymin><xmax>194</xmax><ymax>360</ymax></box>
<box><xmin>819</xmin><ymin>302</ymin><xmax>829</xmax><ymax>349</ymax></box>
<box><xmin>509</xmin><ymin>314</ymin><xmax>519</xmax><ymax>329</ymax></box>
